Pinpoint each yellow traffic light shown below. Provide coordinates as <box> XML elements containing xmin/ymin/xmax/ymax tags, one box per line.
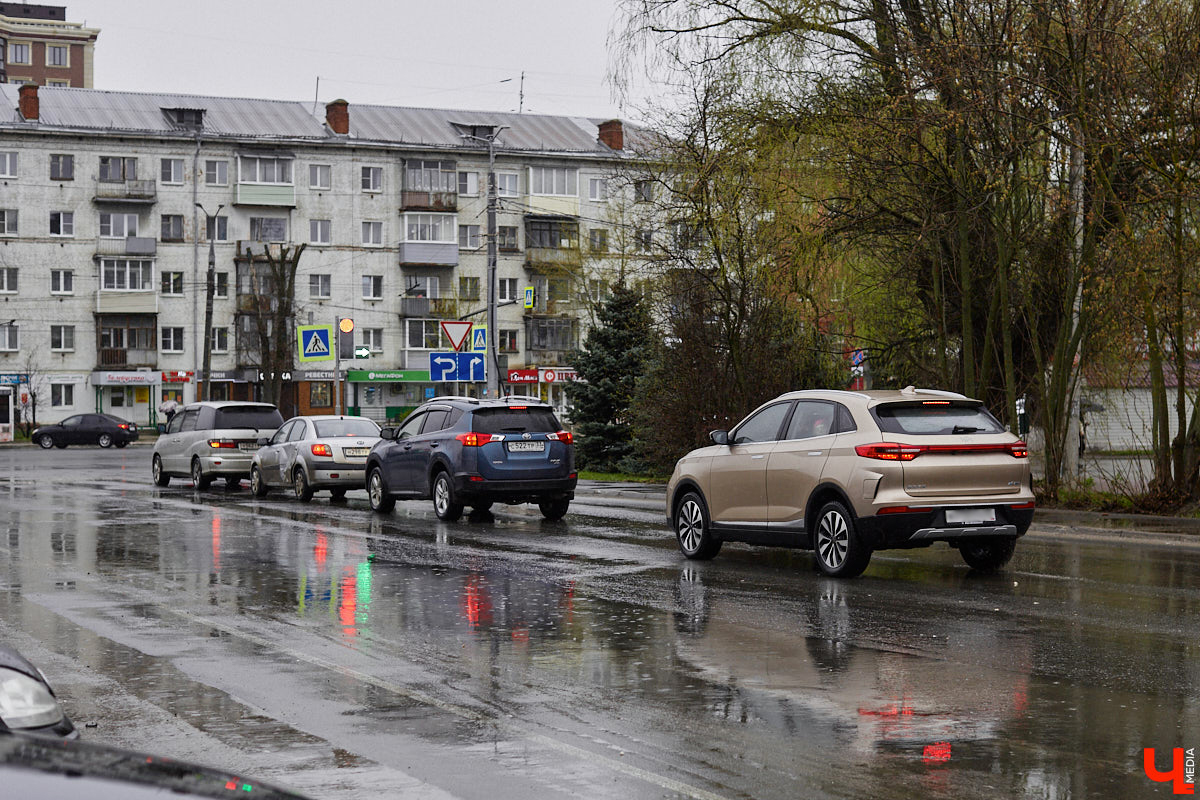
<box><xmin>339</xmin><ymin>318</ymin><xmax>355</xmax><ymax>333</ymax></box>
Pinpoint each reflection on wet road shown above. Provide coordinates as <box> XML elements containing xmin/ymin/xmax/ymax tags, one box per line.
<box><xmin>1</xmin><ymin>449</ymin><xmax>1198</xmax><ymax>799</ymax></box>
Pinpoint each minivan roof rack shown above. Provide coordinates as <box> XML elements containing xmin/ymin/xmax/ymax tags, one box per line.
<box><xmin>500</xmin><ymin>394</ymin><xmax>545</xmax><ymax>404</ymax></box>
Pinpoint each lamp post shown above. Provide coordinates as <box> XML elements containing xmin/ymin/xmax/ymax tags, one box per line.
<box><xmin>195</xmin><ymin>203</ymin><xmax>224</xmax><ymax>402</ymax></box>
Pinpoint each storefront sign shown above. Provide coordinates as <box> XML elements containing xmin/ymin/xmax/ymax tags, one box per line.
<box><xmin>92</xmin><ymin>371</ymin><xmax>157</xmax><ymax>386</ymax></box>
<box><xmin>161</xmin><ymin>370</ymin><xmax>194</xmax><ymax>383</ymax></box>
<box><xmin>507</xmin><ymin>369</ymin><xmax>539</xmax><ymax>383</ymax></box>
<box><xmin>0</xmin><ymin>373</ymin><xmax>29</xmax><ymax>385</ymax></box>
<box><xmin>540</xmin><ymin>368</ymin><xmax>578</xmax><ymax>383</ymax></box>
<box><xmin>297</xmin><ymin>370</ymin><xmax>336</xmax><ymax>381</ymax></box>
<box><xmin>347</xmin><ymin>370</ymin><xmax>430</xmax><ymax>382</ymax></box>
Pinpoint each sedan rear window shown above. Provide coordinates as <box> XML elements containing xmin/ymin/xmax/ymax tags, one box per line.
<box><xmin>314</xmin><ymin>419</ymin><xmax>381</xmax><ymax>437</ymax></box>
<box><xmin>472</xmin><ymin>408</ymin><xmax>561</xmax><ymax>434</ymax></box>
<box><xmin>213</xmin><ymin>406</ymin><xmax>284</xmax><ymax>430</ymax></box>
<box><xmin>873</xmin><ymin>401</ymin><xmax>1005</xmax><ymax>435</ymax></box>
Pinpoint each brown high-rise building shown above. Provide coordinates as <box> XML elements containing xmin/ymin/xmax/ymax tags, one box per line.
<box><xmin>0</xmin><ymin>3</ymin><xmax>99</xmax><ymax>88</ymax></box>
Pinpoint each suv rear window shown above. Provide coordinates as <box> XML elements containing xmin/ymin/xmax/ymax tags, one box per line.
<box><xmin>213</xmin><ymin>406</ymin><xmax>284</xmax><ymax>430</ymax></box>
<box><xmin>873</xmin><ymin>401</ymin><xmax>1004</xmax><ymax>435</ymax></box>
<box><xmin>472</xmin><ymin>407</ymin><xmax>561</xmax><ymax>434</ymax></box>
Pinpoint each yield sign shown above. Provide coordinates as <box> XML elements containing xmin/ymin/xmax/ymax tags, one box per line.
<box><xmin>440</xmin><ymin>320</ymin><xmax>473</xmax><ymax>352</ymax></box>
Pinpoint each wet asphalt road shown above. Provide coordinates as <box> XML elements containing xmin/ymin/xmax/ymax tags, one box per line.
<box><xmin>1</xmin><ymin>448</ymin><xmax>1198</xmax><ymax>799</ymax></box>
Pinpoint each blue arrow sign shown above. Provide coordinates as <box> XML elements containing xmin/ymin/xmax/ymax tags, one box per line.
<box><xmin>428</xmin><ymin>352</ymin><xmax>488</xmax><ymax>382</ymax></box>
<box><xmin>462</xmin><ymin>353</ymin><xmax>486</xmax><ymax>382</ymax></box>
<box><xmin>429</xmin><ymin>353</ymin><xmax>459</xmax><ymax>381</ymax></box>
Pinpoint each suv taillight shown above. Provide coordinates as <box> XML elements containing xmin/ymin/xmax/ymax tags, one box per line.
<box><xmin>546</xmin><ymin>431</ymin><xmax>573</xmax><ymax>444</ymax></box>
<box><xmin>855</xmin><ymin>442</ymin><xmax>1030</xmax><ymax>461</ymax></box>
<box><xmin>208</xmin><ymin>439</ymin><xmax>238</xmax><ymax>449</ymax></box>
<box><xmin>457</xmin><ymin>432</ymin><xmax>502</xmax><ymax>447</ymax></box>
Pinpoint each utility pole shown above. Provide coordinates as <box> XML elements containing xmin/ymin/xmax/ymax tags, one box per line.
<box><xmin>195</xmin><ymin>203</ymin><xmax>224</xmax><ymax>402</ymax></box>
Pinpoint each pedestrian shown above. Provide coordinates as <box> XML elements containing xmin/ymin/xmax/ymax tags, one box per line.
<box><xmin>158</xmin><ymin>398</ymin><xmax>179</xmax><ymax>423</ymax></box>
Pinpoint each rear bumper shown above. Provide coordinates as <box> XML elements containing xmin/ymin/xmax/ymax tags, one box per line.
<box><xmin>199</xmin><ymin>452</ymin><xmax>256</xmax><ymax>477</ymax></box>
<box><xmin>857</xmin><ymin>506</ymin><xmax>1034</xmax><ymax>549</ymax></box>
<box><xmin>310</xmin><ymin>465</ymin><xmax>366</xmax><ymax>488</ymax></box>
<box><xmin>453</xmin><ymin>474</ymin><xmax>577</xmax><ymax>503</ymax></box>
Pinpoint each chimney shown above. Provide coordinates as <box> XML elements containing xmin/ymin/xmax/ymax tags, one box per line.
<box><xmin>598</xmin><ymin>119</ymin><xmax>624</xmax><ymax>151</ymax></box>
<box><xmin>18</xmin><ymin>84</ymin><xmax>39</xmax><ymax>122</ymax></box>
<box><xmin>325</xmin><ymin>99</ymin><xmax>349</xmax><ymax>135</ymax></box>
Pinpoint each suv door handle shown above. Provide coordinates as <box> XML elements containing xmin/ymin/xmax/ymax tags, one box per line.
<box><xmin>808</xmin><ymin>451</ymin><xmax>823</xmax><ymax>456</ymax></box>
<box><xmin>430</xmin><ymin>443</ymin><xmax>439</xmax><ymax>449</ymax></box>
<box><xmin>403</xmin><ymin>445</ymin><xmax>413</xmax><ymax>450</ymax></box>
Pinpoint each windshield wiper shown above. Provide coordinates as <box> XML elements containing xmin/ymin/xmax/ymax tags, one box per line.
<box><xmin>952</xmin><ymin>425</ymin><xmax>981</xmax><ymax>434</ymax></box>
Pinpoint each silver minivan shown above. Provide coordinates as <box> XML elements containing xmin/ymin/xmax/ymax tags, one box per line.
<box><xmin>151</xmin><ymin>401</ymin><xmax>284</xmax><ymax>489</ymax></box>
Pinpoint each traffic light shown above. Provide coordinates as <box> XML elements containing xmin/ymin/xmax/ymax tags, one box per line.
<box><xmin>338</xmin><ymin>317</ymin><xmax>355</xmax><ymax>359</ymax></box>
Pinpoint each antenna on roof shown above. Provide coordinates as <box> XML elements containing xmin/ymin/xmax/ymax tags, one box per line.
<box><xmin>519</xmin><ymin>71</ymin><xmax>525</xmax><ymax>114</ymax></box>
<box><xmin>312</xmin><ymin>76</ymin><xmax>320</xmax><ymax>114</ymax></box>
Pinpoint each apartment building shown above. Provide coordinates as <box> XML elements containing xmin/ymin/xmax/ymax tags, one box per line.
<box><xmin>0</xmin><ymin>3</ymin><xmax>98</xmax><ymax>87</ymax></box>
<box><xmin>0</xmin><ymin>84</ymin><xmax>641</xmax><ymax>427</ymax></box>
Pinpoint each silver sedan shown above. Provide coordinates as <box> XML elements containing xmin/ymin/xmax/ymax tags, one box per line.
<box><xmin>250</xmin><ymin>415</ymin><xmax>381</xmax><ymax>502</ymax></box>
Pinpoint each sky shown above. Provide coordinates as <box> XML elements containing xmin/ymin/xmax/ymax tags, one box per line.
<box><xmin>65</xmin><ymin>0</ymin><xmax>654</xmax><ymax>120</ymax></box>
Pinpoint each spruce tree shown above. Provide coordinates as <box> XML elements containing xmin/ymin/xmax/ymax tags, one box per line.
<box><xmin>566</xmin><ymin>284</ymin><xmax>650</xmax><ymax>473</ymax></box>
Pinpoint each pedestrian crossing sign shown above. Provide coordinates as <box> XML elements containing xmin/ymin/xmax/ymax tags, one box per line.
<box><xmin>471</xmin><ymin>326</ymin><xmax>486</xmax><ymax>352</ymax></box>
<box><xmin>297</xmin><ymin>325</ymin><xmax>334</xmax><ymax>362</ymax></box>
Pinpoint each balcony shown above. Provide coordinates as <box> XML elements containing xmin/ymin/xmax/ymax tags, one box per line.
<box><xmin>97</xmin><ymin>348</ymin><xmax>156</xmax><ymax>369</ymax></box>
<box><xmin>94</xmin><ymin>179</ymin><xmax>157</xmax><ymax>204</ymax></box>
<box><xmin>96</xmin><ymin>290</ymin><xmax>157</xmax><ymax>315</ymax></box>
<box><xmin>397</xmin><ymin>242</ymin><xmax>457</xmax><ymax>267</ymax></box>
<box><xmin>95</xmin><ymin>236</ymin><xmax>157</xmax><ymax>257</ymax></box>
<box><xmin>524</xmin><ymin>246</ymin><xmax>581</xmax><ymax>271</ymax></box>
<box><xmin>400</xmin><ymin>190</ymin><xmax>456</xmax><ymax>211</ymax></box>
<box><xmin>234</xmin><ymin>183</ymin><xmax>296</xmax><ymax>207</ymax></box>
<box><xmin>398</xmin><ymin>297</ymin><xmax>458</xmax><ymax>318</ymax></box>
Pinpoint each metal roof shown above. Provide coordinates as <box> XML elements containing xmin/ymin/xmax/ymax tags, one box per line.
<box><xmin>0</xmin><ymin>85</ymin><xmax>638</xmax><ymax>157</ymax></box>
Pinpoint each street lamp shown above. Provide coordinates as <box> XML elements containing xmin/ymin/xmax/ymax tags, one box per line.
<box><xmin>195</xmin><ymin>203</ymin><xmax>224</xmax><ymax>402</ymax></box>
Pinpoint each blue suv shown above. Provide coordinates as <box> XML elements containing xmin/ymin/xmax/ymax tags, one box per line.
<box><xmin>365</xmin><ymin>396</ymin><xmax>577</xmax><ymax>520</ymax></box>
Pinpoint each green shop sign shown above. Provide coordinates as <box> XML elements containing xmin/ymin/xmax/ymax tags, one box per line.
<box><xmin>347</xmin><ymin>370</ymin><xmax>430</xmax><ymax>382</ymax></box>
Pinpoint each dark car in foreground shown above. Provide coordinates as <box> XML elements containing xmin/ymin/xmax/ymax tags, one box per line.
<box><xmin>667</xmin><ymin>386</ymin><xmax>1035</xmax><ymax>577</ymax></box>
<box><xmin>366</xmin><ymin>396</ymin><xmax>577</xmax><ymax>520</ymax></box>
<box><xmin>0</xmin><ymin>732</ymin><xmax>311</xmax><ymax>799</ymax></box>
<box><xmin>32</xmin><ymin>414</ymin><xmax>138</xmax><ymax>450</ymax></box>
<box><xmin>0</xmin><ymin>643</ymin><xmax>76</xmax><ymax>739</ymax></box>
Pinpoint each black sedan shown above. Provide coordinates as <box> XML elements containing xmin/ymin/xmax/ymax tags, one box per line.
<box><xmin>31</xmin><ymin>414</ymin><xmax>139</xmax><ymax>450</ymax></box>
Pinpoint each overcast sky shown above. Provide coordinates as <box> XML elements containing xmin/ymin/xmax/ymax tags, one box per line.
<box><xmin>67</xmin><ymin>0</ymin><xmax>651</xmax><ymax>120</ymax></box>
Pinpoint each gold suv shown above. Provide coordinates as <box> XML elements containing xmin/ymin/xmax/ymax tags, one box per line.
<box><xmin>666</xmin><ymin>387</ymin><xmax>1035</xmax><ymax>577</ymax></box>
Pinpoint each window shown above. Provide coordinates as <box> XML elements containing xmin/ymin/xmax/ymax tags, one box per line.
<box><xmin>0</xmin><ymin>267</ymin><xmax>16</xmax><ymax>293</ymax></box>
<box><xmin>161</xmin><ymin>327</ymin><xmax>185</xmax><ymax>352</ymax></box>
<box><xmin>588</xmin><ymin>177</ymin><xmax>607</xmax><ymax>201</ymax></box>
<box><xmin>361</xmin><ymin>221</ymin><xmax>383</xmax><ymax>245</ymax></box>
<box><xmin>50</xmin><ymin>211</ymin><xmax>73</xmax><ymax>237</ymax></box>
<box><xmin>50</xmin><ymin>154</ymin><xmax>73</xmax><ymax>180</ymax></box>
<box><xmin>363</xmin><ymin>328</ymin><xmax>383</xmax><ymax>352</ymax></box>
<box><xmin>204</xmin><ymin>160</ymin><xmax>227</xmax><ymax>185</ymax></box>
<box><xmin>51</xmin><ymin>269</ymin><xmax>73</xmax><ymax>294</ymax></box>
<box><xmin>215</xmin><ymin>272</ymin><xmax>229</xmax><ymax>298</ymax></box>
<box><xmin>361</xmin><ymin>166</ymin><xmax>382</xmax><ymax>192</ymax></box>
<box><xmin>160</xmin><ymin>158</ymin><xmax>184</xmax><ymax>184</ymax></box>
<box><xmin>309</xmin><ymin>219</ymin><xmax>331</xmax><ymax>244</ymax></box>
<box><xmin>498</xmin><ymin>277</ymin><xmax>517</xmax><ymax>302</ymax></box>
<box><xmin>529</xmin><ymin>166</ymin><xmax>577</xmax><ymax>196</ymax></box>
<box><xmin>588</xmin><ymin>279</ymin><xmax>608</xmax><ymax>302</ymax></box>
<box><xmin>403</xmin><ymin>213</ymin><xmax>455</xmax><ymax>242</ymax></box>
<box><xmin>404</xmin><ymin>160</ymin><xmax>455</xmax><ymax>192</ymax></box>
<box><xmin>46</xmin><ymin>45</ymin><xmax>68</xmax><ymax>67</ymax></box>
<box><xmin>51</xmin><ymin>384</ymin><xmax>74</xmax><ymax>408</ymax></box>
<box><xmin>0</xmin><ymin>152</ymin><xmax>16</xmax><ymax>178</ymax></box>
<box><xmin>499</xmin><ymin>329</ymin><xmax>518</xmax><ymax>353</ymax></box>
<box><xmin>0</xmin><ymin>209</ymin><xmax>17</xmax><ymax>235</ymax></box>
<box><xmin>99</xmin><ymin>156</ymin><xmax>136</xmax><ymax>182</ymax></box>
<box><xmin>249</xmin><ymin>217</ymin><xmax>286</xmax><ymax>242</ymax></box>
<box><xmin>164</xmin><ymin>108</ymin><xmax>205</xmax><ymax>129</ymax></box>
<box><xmin>309</xmin><ymin>164</ymin><xmax>331</xmax><ymax>190</ymax></box>
<box><xmin>406</xmin><ymin>319</ymin><xmax>444</xmax><ymax>349</ymax></box>
<box><xmin>205</xmin><ymin>215</ymin><xmax>229</xmax><ymax>242</ymax></box>
<box><xmin>526</xmin><ymin>219</ymin><xmax>578</xmax><ymax>249</ymax></box>
<box><xmin>161</xmin><ymin>272</ymin><xmax>184</xmax><ymax>295</ymax></box>
<box><xmin>239</xmin><ymin>156</ymin><xmax>293</xmax><ymax>184</ymax></box>
<box><xmin>362</xmin><ymin>275</ymin><xmax>383</xmax><ymax>300</ymax></box>
<box><xmin>50</xmin><ymin>325</ymin><xmax>74</xmax><ymax>351</ymax></box>
<box><xmin>310</xmin><ymin>382</ymin><xmax>333</xmax><ymax>408</ymax></box>
<box><xmin>47</xmin><ymin>80</ymin><xmax>70</xmax><ymax>88</ymax></box>
<box><xmin>784</xmin><ymin>401</ymin><xmax>841</xmax><ymax>440</ymax></box>
<box><xmin>496</xmin><ymin>172</ymin><xmax>519</xmax><ymax>197</ymax></box>
<box><xmin>101</xmin><ymin>259</ymin><xmax>153</xmax><ymax>290</ymax></box>
<box><xmin>459</xmin><ymin>276</ymin><xmax>480</xmax><ymax>300</ymax></box>
<box><xmin>589</xmin><ymin>228</ymin><xmax>608</xmax><ymax>253</ymax></box>
<box><xmin>405</xmin><ymin>275</ymin><xmax>440</xmax><ymax>298</ymax></box>
<box><xmin>528</xmin><ymin>318</ymin><xmax>574</xmax><ymax>350</ymax></box>
<box><xmin>110</xmin><ymin>387</ymin><xmax>131</xmax><ymax>407</ymax></box>
<box><xmin>100</xmin><ymin>213</ymin><xmax>137</xmax><ymax>238</ymax></box>
<box><xmin>733</xmin><ymin>402</ymin><xmax>791</xmax><ymax>444</ymax></box>
<box><xmin>458</xmin><ymin>225</ymin><xmax>480</xmax><ymax>249</ymax></box>
<box><xmin>0</xmin><ymin>322</ymin><xmax>16</xmax><ymax>350</ymax></box>
<box><xmin>458</xmin><ymin>171</ymin><xmax>479</xmax><ymax>196</ymax></box>
<box><xmin>8</xmin><ymin>43</ymin><xmax>29</xmax><ymax>65</ymax></box>
<box><xmin>160</xmin><ymin>214</ymin><xmax>184</xmax><ymax>242</ymax></box>
<box><xmin>309</xmin><ymin>274</ymin><xmax>331</xmax><ymax>299</ymax></box>
<box><xmin>548</xmin><ymin>277</ymin><xmax>570</xmax><ymax>302</ymax></box>
<box><xmin>498</xmin><ymin>225</ymin><xmax>518</xmax><ymax>251</ymax></box>
<box><xmin>637</xmin><ymin>229</ymin><xmax>653</xmax><ymax>252</ymax></box>
<box><xmin>635</xmin><ymin>179</ymin><xmax>653</xmax><ymax>202</ymax></box>
<box><xmin>210</xmin><ymin>327</ymin><xmax>229</xmax><ymax>353</ymax></box>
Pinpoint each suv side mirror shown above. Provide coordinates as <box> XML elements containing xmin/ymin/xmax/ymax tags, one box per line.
<box><xmin>257</xmin><ymin>437</ymin><xmax>271</xmax><ymax>446</ymax></box>
<box><xmin>709</xmin><ymin>430</ymin><xmax>729</xmax><ymax>445</ymax></box>
<box><xmin>156</xmin><ymin>423</ymin><xmax>167</xmax><ymax>434</ymax></box>
<box><xmin>379</xmin><ymin>427</ymin><xmax>396</xmax><ymax>440</ymax></box>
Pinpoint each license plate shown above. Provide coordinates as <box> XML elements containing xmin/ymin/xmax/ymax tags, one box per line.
<box><xmin>946</xmin><ymin>508</ymin><xmax>996</xmax><ymax>524</ymax></box>
<box><xmin>507</xmin><ymin>441</ymin><xmax>545</xmax><ymax>453</ymax></box>
<box><xmin>343</xmin><ymin>447</ymin><xmax>370</xmax><ymax>457</ymax></box>
<box><xmin>238</xmin><ymin>442</ymin><xmax>259</xmax><ymax>452</ymax></box>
